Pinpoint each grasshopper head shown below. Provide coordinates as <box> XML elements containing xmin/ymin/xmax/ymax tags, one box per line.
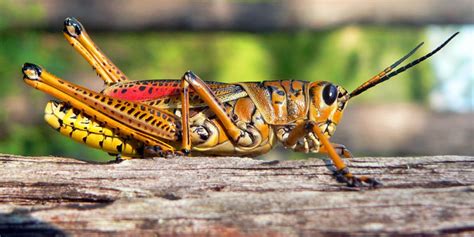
<box><xmin>307</xmin><ymin>82</ymin><xmax>348</xmax><ymax>136</ymax></box>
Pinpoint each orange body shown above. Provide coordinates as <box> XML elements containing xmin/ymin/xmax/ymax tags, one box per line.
<box><xmin>40</xmin><ymin>77</ymin><xmax>347</xmax><ymax>157</ymax></box>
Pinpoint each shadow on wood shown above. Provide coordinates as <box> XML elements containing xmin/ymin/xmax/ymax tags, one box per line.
<box><xmin>0</xmin><ymin>154</ymin><xmax>473</xmax><ymax>236</ymax></box>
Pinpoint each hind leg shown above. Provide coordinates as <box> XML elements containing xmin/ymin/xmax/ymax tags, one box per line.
<box><xmin>63</xmin><ymin>17</ymin><xmax>129</xmax><ymax>85</ymax></box>
<box><xmin>23</xmin><ymin>63</ymin><xmax>180</xmax><ymax>157</ymax></box>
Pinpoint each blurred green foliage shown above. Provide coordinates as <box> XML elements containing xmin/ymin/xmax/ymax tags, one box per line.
<box><xmin>0</xmin><ymin>23</ymin><xmax>433</xmax><ymax>162</ymax></box>
<box><xmin>0</xmin><ymin>1</ymin><xmax>44</xmax><ymax>31</ymax></box>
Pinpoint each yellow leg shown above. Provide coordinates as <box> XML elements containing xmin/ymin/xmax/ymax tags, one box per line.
<box><xmin>44</xmin><ymin>100</ymin><xmax>142</xmax><ymax>157</ymax></box>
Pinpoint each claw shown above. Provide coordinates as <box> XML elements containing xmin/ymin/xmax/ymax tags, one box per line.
<box><xmin>22</xmin><ymin>63</ymin><xmax>42</xmax><ymax>80</ymax></box>
<box><xmin>364</xmin><ymin>177</ymin><xmax>383</xmax><ymax>188</ymax></box>
<box><xmin>335</xmin><ymin>176</ymin><xmax>348</xmax><ymax>184</ymax></box>
<box><xmin>144</xmin><ymin>146</ymin><xmax>179</xmax><ymax>158</ymax></box>
<box><xmin>332</xmin><ymin>168</ymin><xmax>382</xmax><ymax>188</ymax></box>
<box><xmin>347</xmin><ymin>177</ymin><xmax>363</xmax><ymax>187</ymax></box>
<box><xmin>107</xmin><ymin>153</ymin><xmax>124</xmax><ymax>164</ymax></box>
<box><xmin>346</xmin><ymin>176</ymin><xmax>383</xmax><ymax>188</ymax></box>
<box><xmin>181</xmin><ymin>149</ymin><xmax>191</xmax><ymax>156</ymax></box>
<box><xmin>115</xmin><ymin>153</ymin><xmax>124</xmax><ymax>163</ymax></box>
<box><xmin>64</xmin><ymin>17</ymin><xmax>83</xmax><ymax>38</ymax></box>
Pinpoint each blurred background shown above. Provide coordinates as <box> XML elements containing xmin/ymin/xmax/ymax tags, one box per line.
<box><xmin>0</xmin><ymin>0</ymin><xmax>472</xmax><ymax>162</ymax></box>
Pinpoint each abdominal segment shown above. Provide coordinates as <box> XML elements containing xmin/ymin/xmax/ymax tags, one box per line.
<box><xmin>44</xmin><ymin>101</ymin><xmax>143</xmax><ymax>157</ymax></box>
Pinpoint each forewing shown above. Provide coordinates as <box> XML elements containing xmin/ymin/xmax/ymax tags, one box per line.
<box><xmin>103</xmin><ymin>80</ymin><xmax>248</xmax><ymax>108</ymax></box>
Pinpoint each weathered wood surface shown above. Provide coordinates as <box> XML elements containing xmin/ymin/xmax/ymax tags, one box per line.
<box><xmin>0</xmin><ymin>154</ymin><xmax>473</xmax><ymax>236</ymax></box>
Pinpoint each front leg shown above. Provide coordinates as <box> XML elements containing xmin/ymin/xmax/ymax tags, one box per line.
<box><xmin>311</xmin><ymin>124</ymin><xmax>381</xmax><ymax>187</ymax></box>
<box><xmin>283</xmin><ymin>120</ymin><xmax>380</xmax><ymax>187</ymax></box>
<box><xmin>319</xmin><ymin>143</ymin><xmax>353</xmax><ymax>158</ymax></box>
<box><xmin>282</xmin><ymin>121</ymin><xmax>351</xmax><ymax>157</ymax></box>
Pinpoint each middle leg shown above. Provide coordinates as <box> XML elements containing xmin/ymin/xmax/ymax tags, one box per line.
<box><xmin>179</xmin><ymin>71</ymin><xmax>261</xmax><ymax>149</ymax></box>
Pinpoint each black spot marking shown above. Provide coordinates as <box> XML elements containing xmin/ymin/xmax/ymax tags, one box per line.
<box><xmin>139</xmin><ymin>86</ymin><xmax>147</xmax><ymax>91</ymax></box>
<box><xmin>121</xmin><ymin>89</ymin><xmax>128</xmax><ymax>94</ymax></box>
<box><xmin>116</xmin><ymin>144</ymin><xmax>123</xmax><ymax>153</ymax></box>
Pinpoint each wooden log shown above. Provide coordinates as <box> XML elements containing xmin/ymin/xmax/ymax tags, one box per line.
<box><xmin>0</xmin><ymin>154</ymin><xmax>473</xmax><ymax>236</ymax></box>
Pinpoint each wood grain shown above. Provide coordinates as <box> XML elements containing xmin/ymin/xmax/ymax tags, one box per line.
<box><xmin>0</xmin><ymin>154</ymin><xmax>473</xmax><ymax>236</ymax></box>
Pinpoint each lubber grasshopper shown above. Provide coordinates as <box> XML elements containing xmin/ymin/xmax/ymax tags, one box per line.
<box><xmin>22</xmin><ymin>17</ymin><xmax>458</xmax><ymax>187</ymax></box>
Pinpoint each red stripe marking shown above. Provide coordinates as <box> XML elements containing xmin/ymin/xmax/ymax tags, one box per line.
<box><xmin>104</xmin><ymin>84</ymin><xmax>180</xmax><ymax>101</ymax></box>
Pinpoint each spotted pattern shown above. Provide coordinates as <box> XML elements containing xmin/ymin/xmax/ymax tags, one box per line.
<box><xmin>238</xmin><ymin>80</ymin><xmax>308</xmax><ymax>125</ymax></box>
<box><xmin>44</xmin><ymin>101</ymin><xmax>143</xmax><ymax>157</ymax></box>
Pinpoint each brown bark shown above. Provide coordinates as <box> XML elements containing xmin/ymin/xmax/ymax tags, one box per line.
<box><xmin>0</xmin><ymin>154</ymin><xmax>473</xmax><ymax>236</ymax></box>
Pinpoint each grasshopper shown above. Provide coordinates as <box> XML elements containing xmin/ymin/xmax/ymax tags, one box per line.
<box><xmin>22</xmin><ymin>17</ymin><xmax>457</xmax><ymax>187</ymax></box>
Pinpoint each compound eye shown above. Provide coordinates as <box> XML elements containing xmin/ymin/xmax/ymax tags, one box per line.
<box><xmin>322</xmin><ymin>84</ymin><xmax>338</xmax><ymax>105</ymax></box>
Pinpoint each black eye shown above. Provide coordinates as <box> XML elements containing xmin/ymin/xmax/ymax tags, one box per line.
<box><xmin>322</xmin><ymin>84</ymin><xmax>338</xmax><ymax>105</ymax></box>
